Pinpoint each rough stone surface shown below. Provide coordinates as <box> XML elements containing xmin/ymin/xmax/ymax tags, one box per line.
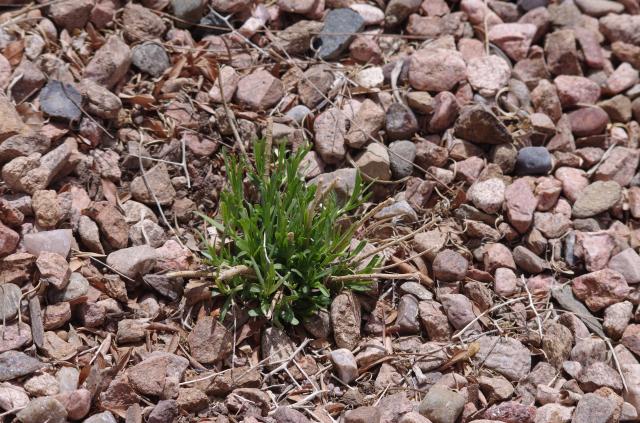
<box><xmin>454</xmin><ymin>105</ymin><xmax>513</xmax><ymax>145</ymax></box>
<box><xmin>572</xmin><ymin>181</ymin><xmax>622</xmax><ymax>218</ymax></box>
<box><xmin>418</xmin><ymin>384</ymin><xmax>465</xmax><ymax>423</ymax></box>
<box><xmin>131</xmin><ymin>42</ymin><xmax>171</xmax><ymax>77</ymax></box>
<box><xmin>187</xmin><ymin>316</ymin><xmax>232</xmax><ymax>364</ymax></box>
<box><xmin>474</xmin><ymin>336</ymin><xmax>532</xmax><ymax>380</ymax></box>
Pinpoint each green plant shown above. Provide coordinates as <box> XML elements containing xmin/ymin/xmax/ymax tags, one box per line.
<box><xmin>201</xmin><ymin>141</ymin><xmax>378</xmax><ymax>326</ymax></box>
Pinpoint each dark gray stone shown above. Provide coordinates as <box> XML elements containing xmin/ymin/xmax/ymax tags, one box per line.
<box><xmin>516</xmin><ymin>146</ymin><xmax>553</xmax><ymax>175</ymax></box>
<box><xmin>316</xmin><ymin>8</ymin><xmax>364</xmax><ymax>60</ymax></box>
<box><xmin>39</xmin><ymin>80</ymin><xmax>82</xmax><ymax>122</ymax></box>
<box><xmin>132</xmin><ymin>42</ymin><xmax>171</xmax><ymax>77</ymax></box>
<box><xmin>0</xmin><ymin>351</ymin><xmax>44</xmax><ymax>381</ymax></box>
<box><xmin>389</xmin><ymin>140</ymin><xmax>416</xmax><ymax>179</ymax></box>
<box><xmin>143</xmin><ymin>274</ymin><xmax>183</xmax><ymax>301</ymax></box>
<box><xmin>148</xmin><ymin>400</ymin><xmax>179</xmax><ymax>423</ymax></box>
<box><xmin>396</xmin><ymin>294</ymin><xmax>420</xmax><ymax>334</ymax></box>
<box><xmin>386</xmin><ymin>103</ymin><xmax>418</xmax><ymax>141</ymax></box>
<box><xmin>453</xmin><ymin>105</ymin><xmax>513</xmax><ymax>145</ymax></box>
<box><xmin>171</xmin><ymin>0</ymin><xmax>205</xmax><ymax>27</ymax></box>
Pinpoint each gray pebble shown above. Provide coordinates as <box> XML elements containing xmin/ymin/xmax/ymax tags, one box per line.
<box><xmin>389</xmin><ymin>140</ymin><xmax>416</xmax><ymax>179</ymax></box>
<box><xmin>132</xmin><ymin>42</ymin><xmax>171</xmax><ymax>77</ymax></box>
<box><xmin>316</xmin><ymin>9</ymin><xmax>364</xmax><ymax>60</ymax></box>
<box><xmin>39</xmin><ymin>80</ymin><xmax>82</xmax><ymax>122</ymax></box>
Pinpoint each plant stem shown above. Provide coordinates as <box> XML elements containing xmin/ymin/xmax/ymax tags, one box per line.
<box><xmin>329</xmin><ymin>272</ymin><xmax>425</xmax><ymax>283</ymax></box>
<box><xmin>166</xmin><ymin>265</ymin><xmax>255</xmax><ymax>281</ymax></box>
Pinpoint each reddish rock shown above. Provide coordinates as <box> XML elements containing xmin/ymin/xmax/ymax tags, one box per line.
<box><xmin>126</xmin><ymin>352</ymin><xmax>189</xmax><ymax>397</ymax></box>
<box><xmin>572</xmin><ymin>269</ymin><xmax>631</xmax><ymax>312</ymax></box>
<box><xmin>622</xmin><ymin>324</ymin><xmax>640</xmax><ymax>356</ymax></box>
<box><xmin>575</xmin><ymin>27</ymin><xmax>605</xmax><ymax>69</ymax></box>
<box><xmin>513</xmin><ymin>57</ymin><xmax>549</xmax><ymax>92</ymax></box>
<box><xmin>609</xmin><ymin>248</ymin><xmax>640</xmax><ymax>284</ymax></box>
<box><xmin>505</xmin><ymin>178</ymin><xmax>538</xmax><ymax>233</ymax></box>
<box><xmin>555</xmin><ymin>167</ymin><xmax>590</xmax><ymax>203</ymax></box>
<box><xmin>278</xmin><ymin>0</ymin><xmax>317</xmax><ymax>14</ymax></box>
<box><xmin>533</xmin><ymin>211</ymin><xmax>571</xmax><ymax>238</ymax></box>
<box><xmin>314</xmin><ymin>108</ymin><xmax>346</xmax><ymax>164</ymax></box>
<box><xmin>209</xmin><ymin>66</ymin><xmax>239</xmax><ymax>104</ymax></box>
<box><xmin>350</xmin><ymin>4</ymin><xmax>385</xmax><ymax>25</ymax></box>
<box><xmin>349</xmin><ymin>36</ymin><xmax>383</xmax><ymax>64</ymax></box>
<box><xmin>545</xmin><ymin>29</ymin><xmax>581</xmax><ymax>76</ymax></box>
<box><xmin>43</xmin><ymin>303</ymin><xmax>72</xmax><ymax>330</ymax></box>
<box><xmin>604</xmin><ymin>301</ymin><xmax>633</xmax><ymax>340</ymax></box>
<box><xmin>213</xmin><ymin>0</ymin><xmax>252</xmax><ymax>13</ymax></box>
<box><xmin>235</xmin><ymin>70</ymin><xmax>284</xmax><ymax>110</ymax></box>
<box><xmin>568</xmin><ymin>107</ymin><xmax>610</xmax><ymax>138</ymax></box>
<box><xmin>484</xmin><ymin>401</ymin><xmax>536</xmax><ymax>423</ymax></box>
<box><xmin>130</xmin><ymin>163</ymin><xmax>176</xmax><ymax>206</ymax></box>
<box><xmin>600</xmin><ymin>14</ymin><xmax>640</xmax><ymax>45</ymax></box>
<box><xmin>84</xmin><ymin>36</ymin><xmax>132</xmax><ymax>89</ymax></box>
<box><xmin>488</xmin><ymin>23</ymin><xmax>537</xmax><ymax>61</ymax></box>
<box><xmin>535</xmin><ymin>176</ymin><xmax>562</xmax><ymax>211</ymax></box>
<box><xmin>344</xmin><ymin>406</ymin><xmax>381</xmax><ymax>423</ymax></box>
<box><xmin>121</xmin><ymin>3</ymin><xmax>166</xmax><ymax>42</ymax></box>
<box><xmin>10</xmin><ymin>60</ymin><xmax>45</xmax><ymax>104</ymax></box>
<box><xmin>577</xmin><ymin>362</ymin><xmax>623</xmax><ymax>393</ymax></box>
<box><xmin>428</xmin><ymin>92</ymin><xmax>459</xmax><ymax>133</ymax></box>
<box><xmin>83</xmin><ymin>202</ymin><xmax>129</xmax><ymax>250</ymax></box>
<box><xmin>0</xmin><ymin>223</ymin><xmax>19</xmax><ymax>256</ymax></box>
<box><xmin>574</xmin><ymin>231</ymin><xmax>615</xmax><ymax>272</ymax></box>
<box><xmin>440</xmin><ymin>293</ymin><xmax>480</xmax><ymax>331</ymax></box>
<box><xmin>406</xmin><ymin>13</ymin><xmax>467</xmax><ymax>39</ymax></box>
<box><xmin>594</xmin><ymin>146</ymin><xmax>640</xmax><ymax>187</ymax></box>
<box><xmin>36</xmin><ymin>252</ymin><xmax>70</xmax><ymax>290</ymax></box>
<box><xmin>433</xmin><ymin>249</ymin><xmax>468</xmax><ymax>281</ymax></box>
<box><xmin>531</xmin><ymin>79</ymin><xmax>562</xmax><ymax>122</ymax></box>
<box><xmin>298</xmin><ymin>65</ymin><xmax>334</xmax><ymax>109</ymax></box>
<box><xmin>0</xmin><ymin>253</ymin><xmax>36</xmax><ymax>285</ymax></box>
<box><xmin>408</xmin><ymin>48</ymin><xmax>467</xmax><ymax>92</ymax></box>
<box><xmin>453</xmin><ymin>156</ymin><xmax>485</xmax><ymax>184</ymax></box>
<box><xmin>483</xmin><ymin>243</ymin><xmax>516</xmax><ymax>273</ymax></box>
<box><xmin>461</xmin><ymin>0</ymin><xmax>502</xmax><ymax>27</ymax></box>
<box><xmin>385</xmin><ymin>103</ymin><xmax>418</xmax><ymax>141</ymax></box>
<box><xmin>49</xmin><ymin>0</ymin><xmax>94</xmax><ymax>31</ymax></box>
<box><xmin>604</xmin><ymin>62</ymin><xmax>639</xmax><ymax>95</ymax></box>
<box><xmin>495</xmin><ymin>267</ymin><xmax>519</xmax><ymax>297</ymax></box>
<box><xmin>554</xmin><ymin>75</ymin><xmax>601</xmax><ymax>107</ymax></box>
<box><xmin>418</xmin><ymin>300</ymin><xmax>451</xmax><ymax>341</ymax></box>
<box><xmin>55</xmin><ymin>389</ymin><xmax>91</xmax><ymax>420</ymax></box>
